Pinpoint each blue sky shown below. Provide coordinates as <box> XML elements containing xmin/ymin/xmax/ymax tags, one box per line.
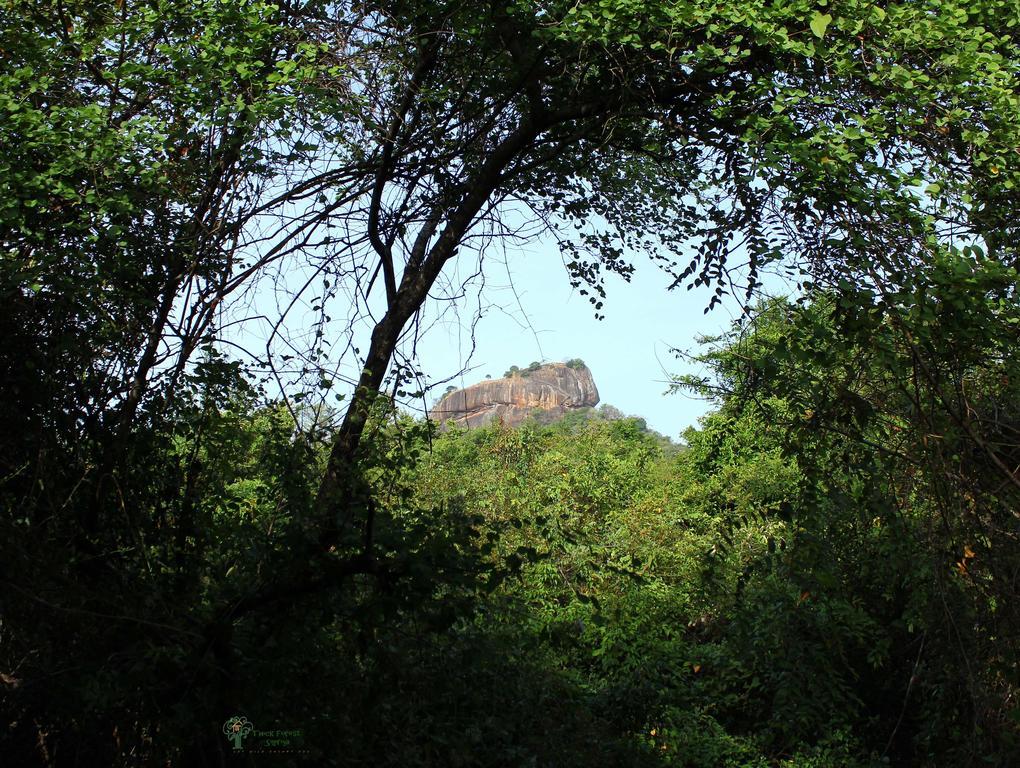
<box><xmin>225</xmin><ymin>210</ymin><xmax>794</xmax><ymax>441</ymax></box>
<box><xmin>411</xmin><ymin>237</ymin><xmax>776</xmax><ymax>440</ymax></box>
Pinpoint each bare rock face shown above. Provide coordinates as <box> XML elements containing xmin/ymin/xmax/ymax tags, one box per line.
<box><xmin>433</xmin><ymin>363</ymin><xmax>600</xmax><ymax>428</ymax></box>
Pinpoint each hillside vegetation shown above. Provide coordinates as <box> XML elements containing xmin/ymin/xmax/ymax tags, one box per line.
<box><xmin>3</xmin><ymin>0</ymin><xmax>1019</xmax><ymax>763</ymax></box>
<box><xmin>7</xmin><ymin>293</ymin><xmax>1017</xmax><ymax>765</ymax></box>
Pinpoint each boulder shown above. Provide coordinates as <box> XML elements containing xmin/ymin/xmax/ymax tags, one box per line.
<box><xmin>433</xmin><ymin>362</ymin><xmax>600</xmax><ymax>428</ymax></box>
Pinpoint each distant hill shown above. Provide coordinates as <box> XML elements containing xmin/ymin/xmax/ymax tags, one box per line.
<box><xmin>432</xmin><ymin>361</ymin><xmax>599</xmax><ymax>428</ymax></box>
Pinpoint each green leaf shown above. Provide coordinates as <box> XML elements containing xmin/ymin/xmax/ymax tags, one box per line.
<box><xmin>810</xmin><ymin>12</ymin><xmax>833</xmax><ymax>39</ymax></box>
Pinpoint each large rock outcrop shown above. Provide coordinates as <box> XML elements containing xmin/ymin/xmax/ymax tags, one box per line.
<box><xmin>433</xmin><ymin>362</ymin><xmax>600</xmax><ymax>428</ymax></box>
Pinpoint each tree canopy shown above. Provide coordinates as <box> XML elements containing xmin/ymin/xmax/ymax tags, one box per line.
<box><xmin>2</xmin><ymin>0</ymin><xmax>1019</xmax><ymax>764</ymax></box>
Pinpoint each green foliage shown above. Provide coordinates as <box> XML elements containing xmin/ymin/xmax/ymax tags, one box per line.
<box><xmin>501</xmin><ymin>359</ymin><xmax>585</xmax><ymax>378</ymax></box>
<box><xmin>6</xmin><ymin>290</ymin><xmax>1019</xmax><ymax>764</ymax></box>
<box><xmin>4</xmin><ymin>0</ymin><xmax>1020</xmax><ymax>764</ymax></box>
<box><xmin>674</xmin><ymin>283</ymin><xmax>1020</xmax><ymax>763</ymax></box>
<box><xmin>521</xmin><ymin>360</ymin><xmax>543</xmax><ymax>376</ymax></box>
<box><xmin>503</xmin><ymin>360</ymin><xmax>544</xmax><ymax>377</ymax></box>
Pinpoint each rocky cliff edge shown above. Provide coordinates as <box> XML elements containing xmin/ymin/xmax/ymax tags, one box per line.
<box><xmin>433</xmin><ymin>362</ymin><xmax>600</xmax><ymax>428</ymax></box>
